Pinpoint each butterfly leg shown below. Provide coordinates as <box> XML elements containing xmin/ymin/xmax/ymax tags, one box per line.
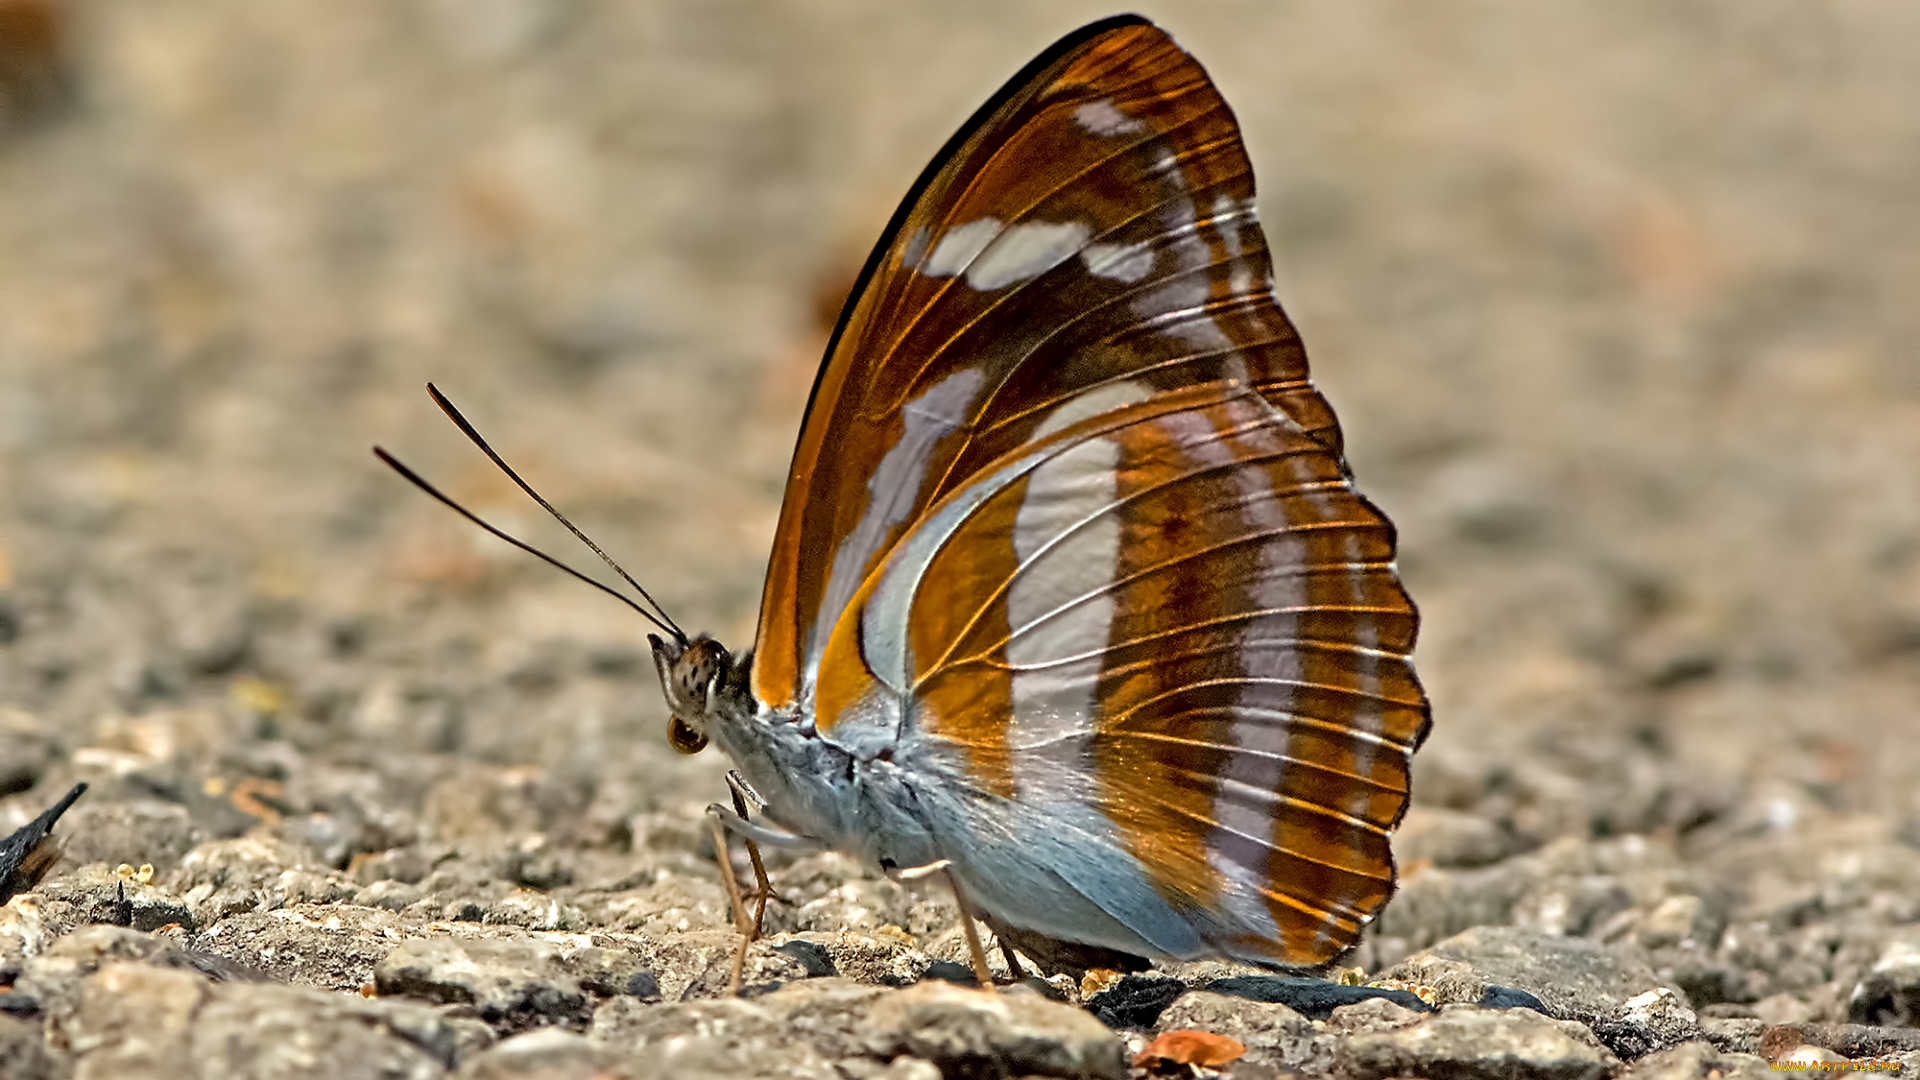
<box><xmin>997</xmin><ymin>939</ymin><xmax>1028</xmax><ymax>982</ymax></box>
<box><xmin>705</xmin><ymin>799</ymin><xmax>824</xmax><ymax>994</ymax></box>
<box><xmin>729</xmin><ymin>786</ymin><xmax>774</xmax><ymax>991</ymax></box>
<box><xmin>702</xmin><ymin>806</ymin><xmax>756</xmax><ymax>995</ymax></box>
<box><xmin>725</xmin><ymin>772</ymin><xmax>787</xmax><ymax>915</ymax></box>
<box><xmin>892</xmin><ymin>858</ymin><xmax>995</xmax><ymax>988</ymax></box>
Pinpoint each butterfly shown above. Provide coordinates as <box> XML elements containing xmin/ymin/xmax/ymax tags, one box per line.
<box><xmin>386</xmin><ymin>13</ymin><xmax>1429</xmax><ymax>986</ymax></box>
<box><xmin>647</xmin><ymin>14</ymin><xmax>1431</xmax><ymax>980</ymax></box>
<box><xmin>0</xmin><ymin>782</ymin><xmax>85</xmax><ymax>903</ymax></box>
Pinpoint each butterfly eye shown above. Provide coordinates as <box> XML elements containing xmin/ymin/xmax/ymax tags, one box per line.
<box><xmin>699</xmin><ymin>670</ymin><xmax>726</xmax><ymax>711</ymax></box>
<box><xmin>671</xmin><ymin>637</ymin><xmax>730</xmax><ymax>707</ymax></box>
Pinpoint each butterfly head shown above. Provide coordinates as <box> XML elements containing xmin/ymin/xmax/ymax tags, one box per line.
<box><xmin>648</xmin><ymin>632</ymin><xmax>745</xmax><ymax>755</ymax></box>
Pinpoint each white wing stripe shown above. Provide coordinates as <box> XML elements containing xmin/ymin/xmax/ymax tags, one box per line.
<box><xmin>819</xmin><ymin>367</ymin><xmax>984</xmax><ymax>690</ymax></box>
<box><xmin>1007</xmin><ymin>432</ymin><xmax>1119</xmax><ymax>765</ymax></box>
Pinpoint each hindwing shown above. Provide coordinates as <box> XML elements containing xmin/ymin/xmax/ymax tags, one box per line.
<box><xmin>825</xmin><ymin>382</ymin><xmax>1426</xmax><ymax>963</ymax></box>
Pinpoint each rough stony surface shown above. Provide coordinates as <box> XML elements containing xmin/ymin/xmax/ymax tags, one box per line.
<box><xmin>39</xmin><ymin>957</ymin><xmax>494</xmax><ymax>1079</ymax></box>
<box><xmin>1610</xmin><ymin>1040</ymin><xmax>1769</xmax><ymax>1080</ymax></box>
<box><xmin>1382</xmin><ymin>925</ymin><xmax>1702</xmax><ymax>1057</ymax></box>
<box><xmin>0</xmin><ymin>1011</ymin><xmax>63</xmax><ymax>1080</ymax></box>
<box><xmin>1850</xmin><ymin>932</ymin><xmax>1920</xmax><ymax>1027</ymax></box>
<box><xmin>862</xmin><ymin>981</ymin><xmax>1127</xmax><ymax>1080</ymax></box>
<box><xmin>2</xmin><ymin>1</ymin><xmax>1919</xmax><ymax>1078</ymax></box>
<box><xmin>1154</xmin><ymin>991</ymin><xmax>1338</xmax><ymax>1074</ymax></box>
<box><xmin>1700</xmin><ymin>1017</ymin><xmax>1920</xmax><ymax>1061</ymax></box>
<box><xmin>1344</xmin><ymin>1005</ymin><xmax>1620</xmax><ymax>1080</ymax></box>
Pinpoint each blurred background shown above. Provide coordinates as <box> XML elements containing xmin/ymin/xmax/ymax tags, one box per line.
<box><xmin>1</xmin><ymin>0</ymin><xmax>1916</xmax><ymax>863</ymax></box>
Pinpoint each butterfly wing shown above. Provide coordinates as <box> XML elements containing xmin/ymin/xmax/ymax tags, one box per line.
<box><xmin>753</xmin><ymin>16</ymin><xmax>1345</xmax><ymax>712</ymax></box>
<box><xmin>832</xmin><ymin>382</ymin><xmax>1424</xmax><ymax>965</ymax></box>
<box><xmin>754</xmin><ymin>16</ymin><xmax>1428</xmax><ymax>966</ymax></box>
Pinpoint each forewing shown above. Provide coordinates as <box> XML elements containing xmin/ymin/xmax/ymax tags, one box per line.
<box><xmin>842</xmin><ymin>384</ymin><xmax>1428</xmax><ymax>965</ymax></box>
<box><xmin>753</xmin><ymin>17</ymin><xmax>1344</xmax><ymax>710</ymax></box>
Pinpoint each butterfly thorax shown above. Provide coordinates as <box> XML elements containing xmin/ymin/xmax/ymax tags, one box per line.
<box><xmin>649</xmin><ymin>632</ymin><xmax>890</xmax><ymax>860</ymax></box>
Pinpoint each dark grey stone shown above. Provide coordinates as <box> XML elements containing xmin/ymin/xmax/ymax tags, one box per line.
<box><xmin>1849</xmin><ymin>934</ymin><xmax>1920</xmax><ymax>1027</ymax></box>
<box><xmin>771</xmin><ymin>937</ymin><xmax>837</xmax><ymax>978</ymax></box>
<box><xmin>1204</xmin><ymin>975</ymin><xmax>1434</xmax><ymax>1020</ymax></box>
<box><xmin>622</xmin><ymin>970</ymin><xmax>661</xmax><ymax>1001</ymax></box>
<box><xmin>917</xmin><ymin>958</ymin><xmax>977</xmax><ymax>986</ymax></box>
<box><xmin>1084</xmin><ymin>972</ymin><xmax>1187</xmax><ymax>1028</ymax></box>
<box><xmin>1482</xmin><ymin>985</ymin><xmax>1551</xmax><ymax>1011</ymax></box>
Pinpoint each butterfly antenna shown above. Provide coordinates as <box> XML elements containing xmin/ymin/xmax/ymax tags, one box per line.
<box><xmin>373</xmin><ymin>444</ymin><xmax>686</xmax><ymax>645</ymax></box>
<box><xmin>418</xmin><ymin>384</ymin><xmax>687</xmax><ymax>643</ymax></box>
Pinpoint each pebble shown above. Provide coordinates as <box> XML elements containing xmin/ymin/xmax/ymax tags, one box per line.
<box><xmin>455</xmin><ymin>1028</ymin><xmax>607</xmax><ymax>1080</ymax></box>
<box><xmin>49</xmin><ymin>798</ymin><xmax>201</xmax><ymax>877</ymax></box>
<box><xmin>1328</xmin><ymin>995</ymin><xmax>1431</xmax><ymax>1032</ymax></box>
<box><xmin>374</xmin><ymin>936</ymin><xmax>593</xmax><ymax>1030</ymax></box>
<box><xmin>589</xmin><ymin>980</ymin><xmax>882</xmax><ymax>1079</ymax></box>
<box><xmin>1849</xmin><ymin>932</ymin><xmax>1920</xmax><ymax>1026</ymax></box>
<box><xmin>1154</xmin><ymin>990</ymin><xmax>1337</xmax><ymax>1074</ymax></box>
<box><xmin>1202</xmin><ymin>974</ymin><xmax>1434</xmax><ymax>1020</ymax></box>
<box><xmin>862</xmin><ymin>981</ymin><xmax>1127</xmax><ymax>1080</ymax></box>
<box><xmin>622</xmin><ymin>926</ymin><xmax>821</xmax><ymax>999</ymax></box>
<box><xmin>1613</xmin><ymin>1040</ymin><xmax>1770</xmax><ymax>1079</ymax></box>
<box><xmin>1701</xmin><ymin>1017</ymin><xmax>1920</xmax><ymax>1060</ymax></box>
<box><xmin>190</xmin><ymin>904</ymin><xmax>409</xmax><ymax>991</ymax></box>
<box><xmin>1612</xmin><ymin>988</ymin><xmax>1701</xmax><ymax>1057</ymax></box>
<box><xmin>1344</xmin><ymin>1004</ymin><xmax>1620</xmax><ymax>1080</ymax></box>
<box><xmin>1636</xmin><ymin>895</ymin><xmax>1707</xmax><ymax>950</ymax></box>
<box><xmin>33</xmin><ymin>864</ymin><xmax>196</xmax><ymax>933</ymax></box>
<box><xmin>57</xmin><ymin>960</ymin><xmax>493</xmax><ymax>1078</ymax></box>
<box><xmin>0</xmin><ymin>0</ymin><xmax>1916</xmax><ymax>1074</ymax></box>
<box><xmin>0</xmin><ymin>1012</ymin><xmax>61</xmax><ymax>1080</ymax></box>
<box><xmin>1084</xmin><ymin>972</ymin><xmax>1188</xmax><ymax>1027</ymax></box>
<box><xmin>1385</xmin><ymin>925</ymin><xmax>1699</xmax><ymax>1057</ymax></box>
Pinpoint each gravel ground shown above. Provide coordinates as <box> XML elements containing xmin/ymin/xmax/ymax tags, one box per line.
<box><xmin>2</xmin><ymin>2</ymin><xmax>1917</xmax><ymax>1077</ymax></box>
